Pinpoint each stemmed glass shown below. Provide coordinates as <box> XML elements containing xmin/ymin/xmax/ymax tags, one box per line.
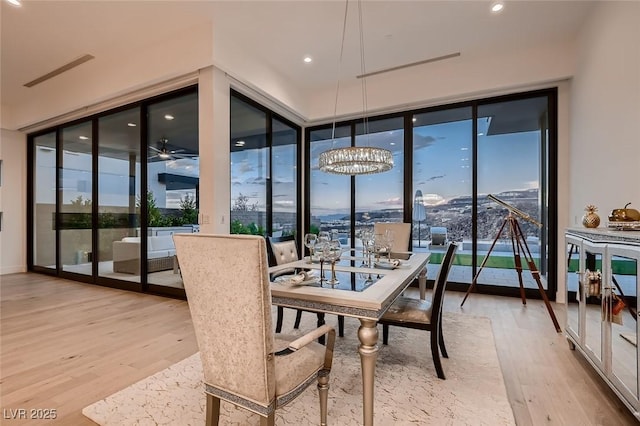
<box><xmin>316</xmin><ymin>239</ymin><xmax>329</xmax><ymax>283</ymax></box>
<box><xmin>318</xmin><ymin>231</ymin><xmax>331</xmax><ymax>244</ymax></box>
<box><xmin>304</xmin><ymin>233</ymin><xmax>317</xmax><ymax>263</ymax></box>
<box><xmin>384</xmin><ymin>229</ymin><xmax>395</xmax><ymax>261</ymax></box>
<box><xmin>360</xmin><ymin>228</ymin><xmax>375</xmax><ymax>268</ymax></box>
<box><xmin>324</xmin><ymin>239</ymin><xmax>343</xmax><ymax>285</ymax></box>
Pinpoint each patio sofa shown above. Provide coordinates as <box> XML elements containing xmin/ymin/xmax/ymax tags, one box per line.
<box><xmin>112</xmin><ymin>236</ymin><xmax>176</xmax><ymax>274</ymax></box>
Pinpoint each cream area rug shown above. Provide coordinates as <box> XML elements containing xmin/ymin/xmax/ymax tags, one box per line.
<box><xmin>83</xmin><ymin>311</ymin><xmax>515</xmax><ymax>425</ymax></box>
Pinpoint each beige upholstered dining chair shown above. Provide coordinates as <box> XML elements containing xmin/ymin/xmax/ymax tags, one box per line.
<box><xmin>373</xmin><ymin>222</ymin><xmax>412</xmax><ymax>253</ymax></box>
<box><xmin>268</xmin><ymin>235</ymin><xmax>344</xmax><ymax>338</ymax></box>
<box><xmin>379</xmin><ymin>242</ymin><xmax>458</xmax><ymax>379</ymax></box>
<box><xmin>174</xmin><ymin>234</ymin><xmax>336</xmax><ymax>426</ymax></box>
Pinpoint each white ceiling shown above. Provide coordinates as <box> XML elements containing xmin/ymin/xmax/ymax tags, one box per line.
<box><xmin>1</xmin><ymin>0</ymin><xmax>596</xmax><ymax>122</ymax></box>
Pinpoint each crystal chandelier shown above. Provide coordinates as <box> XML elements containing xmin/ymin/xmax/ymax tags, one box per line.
<box><xmin>318</xmin><ymin>0</ymin><xmax>394</xmax><ymax>176</ymax></box>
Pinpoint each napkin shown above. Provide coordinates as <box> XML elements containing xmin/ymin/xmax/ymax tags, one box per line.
<box><xmin>288</xmin><ymin>270</ymin><xmax>317</xmax><ymax>284</ymax></box>
<box><xmin>374</xmin><ymin>259</ymin><xmax>401</xmax><ymax>269</ymax></box>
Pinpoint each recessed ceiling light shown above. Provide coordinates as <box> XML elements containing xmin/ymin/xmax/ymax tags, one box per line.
<box><xmin>79</xmin><ymin>136</ymin><xmax>89</xmax><ymax>140</ymax></box>
<box><xmin>390</xmin><ymin>142</ymin><xmax>396</xmax><ymax>146</ymax></box>
<box><xmin>303</xmin><ymin>56</ymin><xmax>313</xmax><ymax>63</ymax></box>
<box><xmin>127</xmin><ymin>122</ymin><xmax>137</xmax><ymax>127</ymax></box>
<box><xmin>235</xmin><ymin>140</ymin><xmax>245</xmax><ymax>147</ymax></box>
<box><xmin>412</xmin><ymin>117</ymin><xmax>417</xmax><ymax>123</ymax></box>
<box><xmin>477</xmin><ymin>132</ymin><xmax>484</xmax><ymax>136</ymax></box>
<box><xmin>164</xmin><ymin>114</ymin><xmax>175</xmax><ymax>120</ymax></box>
<box><xmin>6</xmin><ymin>0</ymin><xmax>21</xmax><ymax>6</ymax></box>
<box><xmin>491</xmin><ymin>1</ymin><xmax>504</xmax><ymax>13</ymax></box>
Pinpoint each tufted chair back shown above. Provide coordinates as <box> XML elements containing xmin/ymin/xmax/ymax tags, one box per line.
<box><xmin>373</xmin><ymin>222</ymin><xmax>412</xmax><ymax>252</ymax></box>
<box><xmin>173</xmin><ymin>234</ymin><xmax>276</xmax><ymax>407</ymax></box>
<box><xmin>267</xmin><ymin>235</ymin><xmax>299</xmax><ymax>267</ymax></box>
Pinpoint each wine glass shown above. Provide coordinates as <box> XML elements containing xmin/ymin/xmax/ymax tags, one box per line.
<box><xmin>360</xmin><ymin>228</ymin><xmax>374</xmax><ymax>267</ymax></box>
<box><xmin>304</xmin><ymin>233</ymin><xmax>317</xmax><ymax>263</ymax></box>
<box><xmin>315</xmin><ymin>240</ymin><xmax>329</xmax><ymax>282</ymax></box>
<box><xmin>325</xmin><ymin>239</ymin><xmax>343</xmax><ymax>285</ymax></box>
<box><xmin>318</xmin><ymin>230</ymin><xmax>330</xmax><ymax>243</ymax></box>
<box><xmin>384</xmin><ymin>229</ymin><xmax>396</xmax><ymax>260</ymax></box>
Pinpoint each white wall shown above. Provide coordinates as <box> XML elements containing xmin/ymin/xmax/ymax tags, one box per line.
<box><xmin>569</xmin><ymin>1</ymin><xmax>640</xmax><ymax>222</ymax></box>
<box><xmin>306</xmin><ymin>38</ymin><xmax>577</xmax><ymax>122</ymax></box>
<box><xmin>0</xmin><ymin>129</ymin><xmax>27</xmax><ymax>274</ymax></box>
<box><xmin>4</xmin><ymin>22</ymin><xmax>215</xmax><ymax>131</ymax></box>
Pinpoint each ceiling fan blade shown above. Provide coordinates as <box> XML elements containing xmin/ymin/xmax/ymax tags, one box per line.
<box><xmin>149</xmin><ymin>146</ymin><xmax>161</xmax><ymax>153</ymax></box>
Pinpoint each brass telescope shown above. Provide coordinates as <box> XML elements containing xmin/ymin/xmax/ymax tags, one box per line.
<box><xmin>487</xmin><ymin>194</ymin><xmax>542</xmax><ymax>228</ymax></box>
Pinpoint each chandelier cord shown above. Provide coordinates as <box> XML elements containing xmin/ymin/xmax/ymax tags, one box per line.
<box><xmin>331</xmin><ymin>0</ymin><xmax>350</xmax><ymax>144</ymax></box>
<box><xmin>357</xmin><ymin>0</ymin><xmax>370</xmax><ymax>143</ymax></box>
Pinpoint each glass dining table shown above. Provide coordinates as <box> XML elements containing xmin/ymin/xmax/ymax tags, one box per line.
<box><xmin>269</xmin><ymin>250</ymin><xmax>430</xmax><ymax>426</ymax></box>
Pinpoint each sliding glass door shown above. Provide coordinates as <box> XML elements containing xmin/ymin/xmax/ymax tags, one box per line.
<box><xmin>32</xmin><ymin>132</ymin><xmax>57</xmax><ymax>270</ymax></box>
<box><xmin>475</xmin><ymin>96</ymin><xmax>549</xmax><ymax>290</ymax></box>
<box><xmin>60</xmin><ymin>121</ymin><xmax>93</xmax><ymax>276</ymax></box>
<box><xmin>411</xmin><ymin>108</ymin><xmax>473</xmax><ymax>281</ymax></box>
<box><xmin>98</xmin><ymin>108</ymin><xmax>141</xmax><ymax>282</ymax></box>
<box><xmin>307</xmin><ymin>89</ymin><xmax>556</xmax><ymax>298</ymax></box>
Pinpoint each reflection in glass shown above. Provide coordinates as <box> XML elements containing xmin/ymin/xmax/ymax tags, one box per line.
<box><xmin>147</xmin><ymin>91</ymin><xmax>199</xmax><ymax>288</ymax></box>
<box><xmin>356</xmin><ymin>117</ymin><xmax>403</xmax><ymax>250</ymax></box>
<box><xmin>272</xmin><ymin>118</ymin><xmax>297</xmax><ymax>237</ymax></box>
<box><xmin>99</xmin><ymin>108</ymin><xmax>141</xmax><ymax>281</ymax></box>
<box><xmin>566</xmin><ymin>242</ymin><xmax>580</xmax><ymax>338</ymax></box>
<box><xmin>60</xmin><ymin>122</ymin><xmax>93</xmax><ymax>275</ymax></box>
<box><xmin>33</xmin><ymin>132</ymin><xmax>57</xmax><ymax>269</ymax></box>
<box><xmin>230</xmin><ymin>96</ymin><xmax>267</xmax><ymax>236</ymax></box>
<box><xmin>412</xmin><ymin>108</ymin><xmax>472</xmax><ymax>279</ymax></box>
<box><xmin>610</xmin><ymin>255</ymin><xmax>638</xmax><ymax>398</ymax></box>
<box><xmin>309</xmin><ymin>126</ymin><xmax>351</xmax><ymax>244</ymax></box>
<box><xmin>584</xmin><ymin>250</ymin><xmax>603</xmax><ymax>362</ymax></box>
<box><xmin>476</xmin><ymin>97</ymin><xmax>547</xmax><ymax>289</ymax></box>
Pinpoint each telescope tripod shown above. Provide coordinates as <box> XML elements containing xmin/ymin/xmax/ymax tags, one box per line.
<box><xmin>460</xmin><ymin>213</ymin><xmax>561</xmax><ymax>333</ymax></box>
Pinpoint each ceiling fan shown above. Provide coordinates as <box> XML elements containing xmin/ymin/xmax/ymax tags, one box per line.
<box><xmin>148</xmin><ymin>138</ymin><xmax>197</xmax><ymax>161</ymax></box>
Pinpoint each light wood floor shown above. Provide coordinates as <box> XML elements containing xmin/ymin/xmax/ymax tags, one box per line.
<box><xmin>1</xmin><ymin>273</ymin><xmax>637</xmax><ymax>425</ymax></box>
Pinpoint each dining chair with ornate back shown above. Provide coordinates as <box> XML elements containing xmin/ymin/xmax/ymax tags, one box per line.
<box><xmin>379</xmin><ymin>242</ymin><xmax>458</xmax><ymax>379</ymax></box>
<box><xmin>373</xmin><ymin>222</ymin><xmax>412</xmax><ymax>254</ymax></box>
<box><xmin>267</xmin><ymin>235</ymin><xmax>344</xmax><ymax>338</ymax></box>
<box><xmin>173</xmin><ymin>234</ymin><xmax>336</xmax><ymax>426</ymax></box>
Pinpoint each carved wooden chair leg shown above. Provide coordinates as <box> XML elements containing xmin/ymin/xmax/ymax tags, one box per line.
<box><xmin>338</xmin><ymin>315</ymin><xmax>345</xmax><ymax>337</ymax></box>
<box><xmin>382</xmin><ymin>323</ymin><xmax>390</xmax><ymax>345</ymax></box>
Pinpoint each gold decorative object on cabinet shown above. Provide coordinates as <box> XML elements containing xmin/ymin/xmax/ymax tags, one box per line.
<box><xmin>582</xmin><ymin>205</ymin><xmax>600</xmax><ymax>228</ymax></box>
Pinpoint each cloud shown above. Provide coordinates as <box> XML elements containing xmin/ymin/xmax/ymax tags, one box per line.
<box><xmin>421</xmin><ymin>193</ymin><xmax>447</xmax><ymax>206</ymax></box>
<box><xmin>273</xmin><ymin>200</ymin><xmax>294</xmax><ymax>207</ymax></box>
<box><xmin>375</xmin><ymin>197</ymin><xmax>402</xmax><ymax>206</ymax></box>
<box><xmin>246</xmin><ymin>177</ymin><xmax>267</xmax><ymax>184</ymax></box>
<box><xmin>239</xmin><ymin>161</ymin><xmax>254</xmax><ymax>174</ymax></box>
<box><xmin>426</xmin><ymin>174</ymin><xmax>445</xmax><ymax>181</ymax></box>
<box><xmin>413</xmin><ymin>134</ymin><xmax>438</xmax><ymax>150</ymax></box>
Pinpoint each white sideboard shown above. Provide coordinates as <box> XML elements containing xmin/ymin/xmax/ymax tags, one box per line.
<box><xmin>565</xmin><ymin>228</ymin><xmax>639</xmax><ymax>421</ymax></box>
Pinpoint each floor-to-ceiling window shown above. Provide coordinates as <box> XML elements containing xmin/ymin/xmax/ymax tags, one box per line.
<box><xmin>28</xmin><ymin>86</ymin><xmax>198</xmax><ymax>297</ymax></box>
<box><xmin>475</xmin><ymin>96</ymin><xmax>550</xmax><ymax>291</ymax></box>
<box><xmin>60</xmin><ymin>121</ymin><xmax>93</xmax><ymax>277</ymax></box>
<box><xmin>32</xmin><ymin>132</ymin><xmax>57</xmax><ymax>270</ymax></box>
<box><xmin>411</xmin><ymin>107</ymin><xmax>473</xmax><ymax>281</ymax></box>
<box><xmin>230</xmin><ymin>90</ymin><xmax>301</xmax><ymax>238</ymax></box>
<box><xmin>309</xmin><ymin>124</ymin><xmax>352</xmax><ymax>240</ymax></box>
<box><xmin>98</xmin><ymin>108</ymin><xmax>141</xmax><ymax>282</ymax></box>
<box><xmin>146</xmin><ymin>91</ymin><xmax>199</xmax><ymax>291</ymax></box>
<box><xmin>306</xmin><ymin>89</ymin><xmax>557</xmax><ymax>299</ymax></box>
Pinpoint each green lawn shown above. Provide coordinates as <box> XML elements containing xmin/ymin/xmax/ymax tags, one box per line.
<box><xmin>429</xmin><ymin>253</ymin><xmax>637</xmax><ymax>275</ymax></box>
